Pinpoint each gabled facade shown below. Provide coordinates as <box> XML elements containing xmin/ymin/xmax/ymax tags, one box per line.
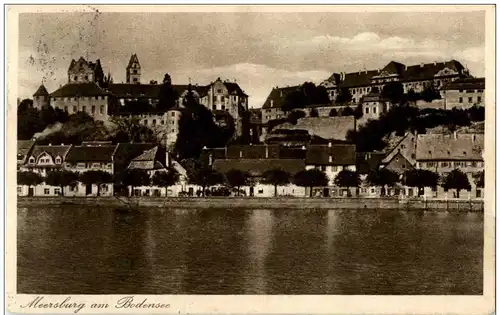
<box><xmin>22</xmin><ymin>144</ymin><xmax>73</xmax><ymax>176</ymax></box>
<box><xmin>440</xmin><ymin>77</ymin><xmax>485</xmax><ymax>109</ymax></box>
<box><xmin>17</xmin><ymin>140</ymin><xmax>36</xmax><ymax>168</ymax></box>
<box><xmin>305</xmin><ymin>143</ymin><xmax>357</xmax><ymax>185</ymax></box>
<box><xmin>67</xmin><ymin>57</ymin><xmax>104</xmax><ymax>85</ymax></box>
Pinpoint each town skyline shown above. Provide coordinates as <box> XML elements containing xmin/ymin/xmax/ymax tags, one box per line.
<box><xmin>19</xmin><ymin>11</ymin><xmax>485</xmax><ymax>107</ymax></box>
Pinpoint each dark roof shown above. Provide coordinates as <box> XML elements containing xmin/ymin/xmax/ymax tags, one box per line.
<box><xmin>66</xmin><ymin>145</ymin><xmax>117</xmax><ymax>162</ymax></box>
<box><xmin>325</xmin><ymin>60</ymin><xmax>467</xmax><ymax>88</ymax></box>
<box><xmin>212</xmin><ymin>158</ymin><xmax>305</xmax><ymax>177</ymax></box>
<box><xmin>441</xmin><ymin>77</ymin><xmax>485</xmax><ymax>91</ymax></box>
<box><xmin>17</xmin><ymin>140</ymin><xmax>36</xmax><ymax>156</ymax></box>
<box><xmin>50</xmin><ymin>83</ymin><xmax>109</xmax><ymax>97</ymax></box>
<box><xmin>342</xmin><ymin>70</ymin><xmax>380</xmax><ymax>88</ymax></box>
<box><xmin>33</xmin><ymin>85</ymin><xmax>49</xmax><ymax>96</ymax></box>
<box><xmin>356</xmin><ymin>152</ymin><xmax>386</xmax><ymax>174</ymax></box>
<box><xmin>223</xmin><ymin>82</ymin><xmax>248</xmax><ymax>97</ymax></box>
<box><xmin>127</xmin><ymin>54</ymin><xmax>140</xmax><ymax>69</ymax></box>
<box><xmin>112</xmin><ymin>143</ymin><xmax>157</xmax><ymax>174</ymax></box>
<box><xmin>262</xmin><ymin>85</ymin><xmax>301</xmax><ymax>108</ymax></box>
<box><xmin>306</xmin><ymin>144</ymin><xmax>356</xmax><ymax>165</ymax></box>
<box><xmin>29</xmin><ymin>145</ymin><xmax>72</xmax><ymax>159</ymax></box>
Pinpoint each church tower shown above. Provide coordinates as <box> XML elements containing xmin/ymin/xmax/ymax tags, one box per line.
<box><xmin>126</xmin><ymin>54</ymin><xmax>141</xmax><ymax>84</ymax></box>
<box><xmin>33</xmin><ymin>84</ymin><xmax>49</xmax><ymax>109</ymax></box>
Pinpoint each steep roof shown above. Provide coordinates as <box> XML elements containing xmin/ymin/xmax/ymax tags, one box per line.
<box><xmin>441</xmin><ymin>77</ymin><xmax>485</xmax><ymax>91</ymax></box>
<box><xmin>33</xmin><ymin>85</ymin><xmax>49</xmax><ymax>96</ymax></box>
<box><xmin>17</xmin><ymin>140</ymin><xmax>36</xmax><ymax>156</ymax></box>
<box><xmin>356</xmin><ymin>152</ymin><xmax>386</xmax><ymax>174</ymax></box>
<box><xmin>66</xmin><ymin>145</ymin><xmax>117</xmax><ymax>163</ymax></box>
<box><xmin>50</xmin><ymin>83</ymin><xmax>109</xmax><ymax>97</ymax></box>
<box><xmin>113</xmin><ymin>143</ymin><xmax>157</xmax><ymax>174</ymax></box>
<box><xmin>29</xmin><ymin>145</ymin><xmax>72</xmax><ymax>159</ymax></box>
<box><xmin>107</xmin><ymin>83</ymin><xmax>207</xmax><ymax>99</ymax></box>
<box><xmin>416</xmin><ymin>133</ymin><xmax>484</xmax><ymax>161</ymax></box>
<box><xmin>305</xmin><ymin>144</ymin><xmax>356</xmax><ymax>165</ymax></box>
<box><xmin>401</xmin><ymin>60</ymin><xmax>465</xmax><ymax>82</ymax></box>
<box><xmin>361</xmin><ymin>93</ymin><xmax>389</xmax><ymax>103</ymax></box>
<box><xmin>212</xmin><ymin>158</ymin><xmax>305</xmax><ymax>177</ymax></box>
<box><xmin>127</xmin><ymin>54</ymin><xmax>141</xmax><ymax>69</ymax></box>
<box><xmin>262</xmin><ymin>85</ymin><xmax>301</xmax><ymax>109</ymax></box>
<box><xmin>225</xmin><ymin>144</ymin><xmax>280</xmax><ymax>159</ymax></box>
<box><xmin>223</xmin><ymin>82</ymin><xmax>247</xmax><ymax>97</ymax></box>
<box><xmin>341</xmin><ymin>70</ymin><xmax>380</xmax><ymax>88</ymax></box>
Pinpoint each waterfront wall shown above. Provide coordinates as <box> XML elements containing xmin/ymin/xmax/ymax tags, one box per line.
<box><xmin>17</xmin><ymin>196</ymin><xmax>484</xmax><ymax>212</ymax></box>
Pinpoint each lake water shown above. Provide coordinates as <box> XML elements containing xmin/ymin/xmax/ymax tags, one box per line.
<box><xmin>17</xmin><ymin>206</ymin><xmax>483</xmax><ymax>295</ymax></box>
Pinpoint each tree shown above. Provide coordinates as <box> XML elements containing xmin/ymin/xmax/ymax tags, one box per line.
<box><xmin>366</xmin><ymin>168</ymin><xmax>399</xmax><ymax>196</ymax></box>
<box><xmin>189</xmin><ymin>168</ymin><xmax>224</xmax><ymax>196</ymax></box>
<box><xmin>45</xmin><ymin>170</ymin><xmax>79</xmax><ymax>196</ymax></box>
<box><xmin>282</xmin><ymin>89</ymin><xmax>307</xmax><ymax>112</ymax></box>
<box><xmin>442</xmin><ymin>169</ymin><xmax>471</xmax><ymax>198</ymax></box>
<box><xmin>158</xmin><ymin>73</ymin><xmax>178</xmax><ymax>111</ymax></box>
<box><xmin>341</xmin><ymin>106</ymin><xmax>355</xmax><ymax>116</ymax></box>
<box><xmin>17</xmin><ymin>171</ymin><xmax>43</xmax><ymax>196</ymax></box>
<box><xmin>18</xmin><ymin>99</ymin><xmax>34</xmax><ymax>112</ymax></box>
<box><xmin>293</xmin><ymin>169</ymin><xmax>329</xmax><ymax>197</ymax></box>
<box><xmin>108</xmin><ymin>116</ymin><xmax>159</xmax><ymax>144</ymax></box>
<box><xmin>282</xmin><ymin>82</ymin><xmax>330</xmax><ymax>112</ymax></box>
<box><xmin>119</xmin><ymin>169</ymin><xmax>151</xmax><ymax>196</ymax></box>
<box><xmin>261</xmin><ymin>169</ymin><xmax>290</xmax><ymax>197</ymax></box>
<box><xmin>225</xmin><ymin>169</ymin><xmax>250</xmax><ymax>196</ymax></box>
<box><xmin>287</xmin><ymin>110</ymin><xmax>306</xmax><ymax>124</ymax></box>
<box><xmin>79</xmin><ymin>170</ymin><xmax>113</xmax><ymax>196</ymax></box>
<box><xmin>329</xmin><ymin>108</ymin><xmax>338</xmax><ymax>117</ymax></box>
<box><xmin>335</xmin><ymin>87</ymin><xmax>352</xmax><ymax>104</ymax></box>
<box><xmin>334</xmin><ymin>170</ymin><xmax>360</xmax><ymax>197</ymax></box>
<box><xmin>381</xmin><ymin>82</ymin><xmax>404</xmax><ymax>104</ymax></box>
<box><xmin>402</xmin><ymin>169</ymin><xmax>440</xmax><ymax>196</ymax></box>
<box><xmin>309</xmin><ymin>108</ymin><xmax>319</xmax><ymax>117</ymax></box>
<box><xmin>152</xmin><ymin>170</ymin><xmax>180</xmax><ymax>196</ymax></box>
<box><xmin>420</xmin><ymin>85</ymin><xmax>441</xmax><ymax>102</ymax></box>
<box><xmin>370</xmin><ymin>86</ymin><xmax>380</xmax><ymax>94</ymax></box>
<box><xmin>473</xmin><ymin>171</ymin><xmax>484</xmax><ymax>188</ymax></box>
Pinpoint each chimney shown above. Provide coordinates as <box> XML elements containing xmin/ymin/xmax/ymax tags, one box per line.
<box><xmin>61</xmin><ymin>143</ymin><xmax>64</xmax><ymax>146</ymax></box>
<box><xmin>329</xmin><ymin>155</ymin><xmax>333</xmax><ymax>163</ymax></box>
<box><xmin>265</xmin><ymin>145</ymin><xmax>269</xmax><ymax>158</ymax></box>
<box><xmin>328</xmin><ymin>141</ymin><xmax>332</xmax><ymax>148</ymax></box>
<box><xmin>453</xmin><ymin>131</ymin><xmax>457</xmax><ymax>139</ymax></box>
<box><xmin>420</xmin><ymin>63</ymin><xmax>424</xmax><ymax>68</ymax></box>
<box><xmin>208</xmin><ymin>153</ymin><xmax>213</xmax><ymax>166</ymax></box>
<box><xmin>239</xmin><ymin>150</ymin><xmax>243</xmax><ymax>158</ymax></box>
<box><xmin>48</xmin><ymin>143</ymin><xmax>52</xmax><ymax>146</ymax></box>
<box><xmin>166</xmin><ymin>151</ymin><xmax>170</xmax><ymax>168</ymax></box>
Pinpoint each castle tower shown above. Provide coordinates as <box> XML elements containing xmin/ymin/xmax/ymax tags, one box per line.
<box><xmin>126</xmin><ymin>54</ymin><xmax>141</xmax><ymax>84</ymax></box>
<box><xmin>33</xmin><ymin>84</ymin><xmax>49</xmax><ymax>109</ymax></box>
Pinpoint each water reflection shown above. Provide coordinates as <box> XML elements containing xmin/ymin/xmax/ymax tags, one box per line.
<box><xmin>17</xmin><ymin>206</ymin><xmax>483</xmax><ymax>295</ymax></box>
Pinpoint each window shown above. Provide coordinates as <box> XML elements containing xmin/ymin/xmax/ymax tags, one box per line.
<box><xmin>64</xmin><ymin>106</ymin><xmax>68</xmax><ymax>112</ymax></box>
<box><xmin>144</xmin><ymin>120</ymin><xmax>148</xmax><ymax>125</ymax></box>
<box><xmin>171</xmin><ymin>112</ymin><xmax>175</xmax><ymax>117</ymax></box>
<box><xmin>84</xmin><ymin>75</ymin><xmax>88</xmax><ymax>80</ymax></box>
<box><xmin>73</xmin><ymin>106</ymin><xmax>77</xmax><ymax>112</ymax></box>
<box><xmin>471</xmin><ymin>161</ymin><xmax>477</xmax><ymax>167</ymax></box>
<box><xmin>258</xmin><ymin>189</ymin><xmax>263</xmax><ymax>194</ymax></box>
<box><xmin>212</xmin><ymin>105</ymin><xmax>217</xmax><ymax>110</ymax></box>
<box><xmin>73</xmin><ymin>76</ymin><xmax>78</xmax><ymax>81</ymax></box>
<box><xmin>373</xmin><ymin>107</ymin><xmax>377</xmax><ymax>114</ymax></box>
<box><xmin>365</xmin><ymin>107</ymin><xmax>369</xmax><ymax>114</ymax></box>
<box><xmin>100</xmin><ymin>105</ymin><xmax>104</xmax><ymax>114</ymax></box>
<box><xmin>55</xmin><ymin>156</ymin><xmax>62</xmax><ymax>164</ymax></box>
<box><xmin>217</xmin><ymin>89</ymin><xmax>222</xmax><ymax>93</ymax></box>
<box><xmin>478</xmin><ymin>96</ymin><xmax>482</xmax><ymax>103</ymax></box>
<box><xmin>91</xmin><ymin>106</ymin><xmax>96</xmax><ymax>113</ymax></box>
<box><xmin>74</xmin><ymin>97</ymin><xmax>77</xmax><ymax>101</ymax></box>
<box><xmin>468</xmin><ymin>97</ymin><xmax>473</xmax><ymax>103</ymax></box>
<box><xmin>44</xmin><ymin>188</ymin><xmax>50</xmax><ymax>195</ymax></box>
<box><xmin>54</xmin><ymin>188</ymin><xmax>61</xmax><ymax>195</ymax></box>
<box><xmin>82</xmin><ymin>106</ymin><xmax>86</xmax><ymax>112</ymax></box>
<box><xmin>441</xmin><ymin>162</ymin><xmax>449</xmax><ymax>167</ymax></box>
<box><xmin>133</xmin><ymin>70</ymin><xmax>138</xmax><ymax>74</ymax></box>
<box><xmin>171</xmin><ymin>128</ymin><xmax>175</xmax><ymax>133</ymax></box>
<box><xmin>161</xmin><ymin>120</ymin><xmax>165</xmax><ymax>125</ymax></box>
<box><xmin>221</xmin><ymin>105</ymin><xmax>225</xmax><ymax>110</ymax></box>
<box><xmin>459</xmin><ymin>97</ymin><xmax>463</xmax><ymax>103</ymax></box>
<box><xmin>152</xmin><ymin>119</ymin><xmax>156</xmax><ymax>125</ymax></box>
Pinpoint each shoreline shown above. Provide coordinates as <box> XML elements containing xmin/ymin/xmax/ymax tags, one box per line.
<box><xmin>17</xmin><ymin>196</ymin><xmax>484</xmax><ymax>212</ymax></box>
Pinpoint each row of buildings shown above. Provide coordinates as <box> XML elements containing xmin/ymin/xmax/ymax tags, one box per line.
<box><xmin>17</xmin><ymin>129</ymin><xmax>484</xmax><ymax>199</ymax></box>
<box><xmin>32</xmin><ymin>54</ymin><xmax>250</xmax><ymax>146</ymax></box>
<box><xmin>259</xmin><ymin>60</ymin><xmax>485</xmax><ymax>140</ymax></box>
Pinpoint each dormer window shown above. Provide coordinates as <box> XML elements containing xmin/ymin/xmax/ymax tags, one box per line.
<box><xmin>55</xmin><ymin>156</ymin><xmax>62</xmax><ymax>164</ymax></box>
<box><xmin>28</xmin><ymin>156</ymin><xmax>35</xmax><ymax>164</ymax></box>
<box><xmin>329</xmin><ymin>156</ymin><xmax>333</xmax><ymax>163</ymax></box>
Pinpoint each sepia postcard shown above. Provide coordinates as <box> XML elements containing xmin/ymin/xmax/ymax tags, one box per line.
<box><xmin>5</xmin><ymin>4</ymin><xmax>496</xmax><ymax>315</ymax></box>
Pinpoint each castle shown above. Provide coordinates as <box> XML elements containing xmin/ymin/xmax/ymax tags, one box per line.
<box><xmin>33</xmin><ymin>54</ymin><xmax>250</xmax><ymax>146</ymax></box>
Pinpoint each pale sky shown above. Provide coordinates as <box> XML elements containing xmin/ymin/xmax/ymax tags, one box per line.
<box><xmin>18</xmin><ymin>11</ymin><xmax>485</xmax><ymax>107</ymax></box>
